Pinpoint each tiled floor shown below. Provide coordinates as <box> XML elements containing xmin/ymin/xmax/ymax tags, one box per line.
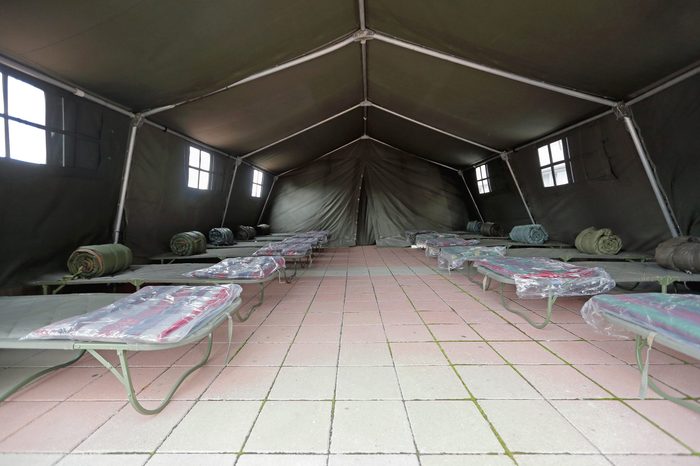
<box><xmin>1</xmin><ymin>246</ymin><xmax>700</xmax><ymax>465</ymax></box>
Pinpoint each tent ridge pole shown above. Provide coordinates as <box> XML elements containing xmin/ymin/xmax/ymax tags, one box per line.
<box><xmin>458</xmin><ymin>170</ymin><xmax>484</xmax><ymax>222</ymax></box>
<box><xmin>372</xmin><ymin>32</ymin><xmax>617</xmax><ymax>107</ymax></box>
<box><xmin>112</xmin><ymin>114</ymin><xmax>144</xmax><ymax>243</ymax></box>
<box><xmin>142</xmin><ymin>33</ymin><xmax>358</xmax><ymax>117</ymax></box>
<box><xmin>221</xmin><ymin>157</ymin><xmax>242</xmax><ymax>227</ymax></box>
<box><xmin>257</xmin><ymin>176</ymin><xmax>278</xmax><ymax>225</ymax></box>
<box><xmin>369</xmin><ymin>102</ymin><xmax>501</xmax><ymax>153</ymax></box>
<box><xmin>501</xmin><ymin>152</ymin><xmax>535</xmax><ymax>224</ymax></box>
<box><xmin>615</xmin><ymin>105</ymin><xmax>681</xmax><ymax>237</ymax></box>
<box><xmin>359</xmin><ymin>0</ymin><xmax>368</xmax><ymax>135</ymax></box>
<box><xmin>241</xmin><ymin>103</ymin><xmax>363</xmax><ymax>159</ymax></box>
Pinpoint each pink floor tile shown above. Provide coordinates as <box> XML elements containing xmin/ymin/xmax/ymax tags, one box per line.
<box><xmin>69</xmin><ymin>367</ymin><xmax>165</xmax><ymax>401</ymax></box>
<box><xmin>9</xmin><ymin>367</ymin><xmax>105</xmax><ymax>401</ymax></box>
<box><xmin>0</xmin><ymin>401</ymin><xmax>123</xmax><ymax>452</ymax></box>
<box><xmin>341</xmin><ymin>325</ymin><xmax>387</xmax><ymax>343</ymax></box>
<box><xmin>454</xmin><ymin>309</ymin><xmax>505</xmax><ymax>324</ymax></box>
<box><xmin>574</xmin><ymin>364</ymin><xmax>682</xmax><ymax>400</ymax></box>
<box><xmin>203</xmin><ymin>366</ymin><xmax>278</xmax><ymax>400</ymax></box>
<box><xmin>303</xmin><ymin>313</ymin><xmax>343</xmax><ymax>326</ymax></box>
<box><xmin>456</xmin><ymin>365</ymin><xmax>541</xmax><ymax>400</ymax></box>
<box><xmin>418</xmin><ymin>311</ymin><xmax>464</xmax><ymax>325</ymax></box>
<box><xmin>513</xmin><ymin>323</ymin><xmax>579</xmax><ymax>341</ymax></box>
<box><xmin>628</xmin><ymin>399</ymin><xmax>700</xmax><ymax>452</ymax></box>
<box><xmin>390</xmin><ymin>342</ymin><xmax>448</xmax><ymax>366</ymax></box>
<box><xmin>470</xmin><ymin>324</ymin><xmax>531</xmax><ymax>341</ymax></box>
<box><xmin>138</xmin><ymin>366</ymin><xmax>221</xmax><ymax>401</ymax></box>
<box><xmin>590</xmin><ymin>340</ymin><xmax>684</xmax><ymax>365</ymax></box>
<box><xmin>342</xmin><ymin>312</ymin><xmax>383</xmax><ymax>326</ymax></box>
<box><xmin>553</xmin><ymin>400</ymin><xmax>687</xmax><ymax>454</ymax></box>
<box><xmin>339</xmin><ymin>343</ymin><xmax>393</xmax><ymax>366</ymax></box>
<box><xmin>515</xmin><ymin>365</ymin><xmax>609</xmax><ymax>399</ymax></box>
<box><xmin>489</xmin><ymin>342</ymin><xmax>563</xmax><ymax>365</ymax></box>
<box><xmin>440</xmin><ymin>342</ymin><xmax>505</xmax><ymax>365</ymax></box>
<box><xmin>559</xmin><ymin>323</ymin><xmax>626</xmax><ymax>341</ymax></box>
<box><xmin>542</xmin><ymin>341</ymin><xmax>625</xmax><ymax>365</ymax></box>
<box><xmin>295</xmin><ymin>325</ymin><xmax>340</xmax><ymax>343</ymax></box>
<box><xmin>428</xmin><ymin>324</ymin><xmax>481</xmax><ymax>341</ymax></box>
<box><xmin>284</xmin><ymin>343</ymin><xmax>339</xmax><ymax>366</ymax></box>
<box><xmin>647</xmin><ymin>364</ymin><xmax>700</xmax><ymax>397</ymax></box>
<box><xmin>249</xmin><ymin>326</ymin><xmax>298</xmax><ymax>344</ymax></box>
<box><xmin>0</xmin><ymin>401</ymin><xmax>58</xmax><ymax>442</ymax></box>
<box><xmin>228</xmin><ymin>343</ymin><xmax>290</xmax><ymax>367</ymax></box>
<box><xmin>384</xmin><ymin>325</ymin><xmax>434</xmax><ymax>342</ymax></box>
<box><xmin>380</xmin><ymin>311</ymin><xmax>424</xmax><ymax>325</ymax></box>
<box><xmin>607</xmin><ymin>455</ymin><xmax>700</xmax><ymax>466</ymax></box>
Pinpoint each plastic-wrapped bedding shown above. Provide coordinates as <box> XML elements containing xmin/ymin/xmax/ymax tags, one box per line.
<box><xmin>23</xmin><ymin>285</ymin><xmax>242</xmax><ymax>344</ymax></box>
<box><xmin>185</xmin><ymin>257</ymin><xmax>285</xmax><ymax>280</ymax></box>
<box><xmin>655</xmin><ymin>236</ymin><xmax>700</xmax><ymax>274</ymax></box>
<box><xmin>438</xmin><ymin>246</ymin><xmax>507</xmax><ymax>271</ymax></box>
<box><xmin>575</xmin><ymin>227</ymin><xmax>622</xmax><ymax>255</ymax></box>
<box><xmin>170</xmin><ymin>231</ymin><xmax>207</xmax><ymax>256</ymax></box>
<box><xmin>405</xmin><ymin>230</ymin><xmax>436</xmax><ymax>245</ymax></box>
<box><xmin>425</xmin><ymin>238</ymin><xmax>480</xmax><ymax>257</ymax></box>
<box><xmin>509</xmin><ymin>224</ymin><xmax>549</xmax><ymax>245</ymax></box>
<box><xmin>208</xmin><ymin>227</ymin><xmax>235</xmax><ymax>246</ymax></box>
<box><xmin>466</xmin><ymin>221</ymin><xmax>482</xmax><ymax>234</ymax></box>
<box><xmin>475</xmin><ymin>256</ymin><xmax>616</xmax><ymax>299</ymax></box>
<box><xmin>254</xmin><ymin>243</ymin><xmax>311</xmax><ymax>257</ymax></box>
<box><xmin>67</xmin><ymin>244</ymin><xmax>133</xmax><ymax>278</ymax></box>
<box><xmin>415</xmin><ymin>233</ymin><xmax>457</xmax><ymax>249</ymax></box>
<box><xmin>581</xmin><ymin>293</ymin><xmax>700</xmax><ymax>346</ymax></box>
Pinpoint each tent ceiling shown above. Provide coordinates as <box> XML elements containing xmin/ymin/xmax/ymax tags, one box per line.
<box><xmin>0</xmin><ymin>0</ymin><xmax>358</xmax><ymax>109</ymax></box>
<box><xmin>368</xmin><ymin>0</ymin><xmax>700</xmax><ymax>99</ymax></box>
<box><xmin>0</xmin><ymin>1</ymin><xmax>699</xmax><ymax>172</ymax></box>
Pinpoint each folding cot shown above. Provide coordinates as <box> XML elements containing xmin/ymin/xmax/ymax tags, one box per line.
<box><xmin>478</xmin><ymin>238</ymin><xmax>571</xmax><ymax>249</ymax></box>
<box><xmin>474</xmin><ymin>256</ymin><xmax>616</xmax><ymax>328</ymax></box>
<box><xmin>573</xmin><ymin>261</ymin><xmax>700</xmax><ymax>292</ymax></box>
<box><xmin>0</xmin><ymin>286</ymin><xmax>242</xmax><ymax>414</ymax></box>
<box><xmin>151</xmin><ymin>246</ymin><xmax>260</xmax><ymax>264</ymax></box>
<box><xmin>253</xmin><ymin>242</ymin><xmax>314</xmax><ymax>273</ymax></box>
<box><xmin>28</xmin><ymin>257</ymin><xmax>286</xmax><ymax>322</ymax></box>
<box><xmin>424</xmin><ymin>238</ymin><xmax>479</xmax><ymax>258</ymax></box>
<box><xmin>582</xmin><ymin>293</ymin><xmax>700</xmax><ymax>412</ymax></box>
<box><xmin>507</xmin><ymin>247</ymin><xmax>651</xmax><ymax>262</ymax></box>
<box><xmin>437</xmin><ymin>246</ymin><xmax>507</xmax><ymax>284</ymax></box>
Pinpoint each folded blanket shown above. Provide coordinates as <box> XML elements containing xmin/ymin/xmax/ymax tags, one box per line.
<box><xmin>67</xmin><ymin>244</ymin><xmax>133</xmax><ymax>278</ymax></box>
<box><xmin>466</xmin><ymin>221</ymin><xmax>482</xmax><ymax>234</ymax></box>
<box><xmin>575</xmin><ymin>227</ymin><xmax>623</xmax><ymax>255</ymax></box>
<box><xmin>23</xmin><ymin>284</ymin><xmax>243</xmax><ymax>344</ymax></box>
<box><xmin>208</xmin><ymin>227</ymin><xmax>235</xmax><ymax>246</ymax></box>
<box><xmin>509</xmin><ymin>224</ymin><xmax>549</xmax><ymax>245</ymax></box>
<box><xmin>170</xmin><ymin>231</ymin><xmax>207</xmax><ymax>256</ymax></box>
<box><xmin>480</xmin><ymin>222</ymin><xmax>502</xmax><ymax>237</ymax></box>
<box><xmin>186</xmin><ymin>256</ymin><xmax>285</xmax><ymax>280</ymax></box>
<box><xmin>656</xmin><ymin>236</ymin><xmax>700</xmax><ymax>274</ymax></box>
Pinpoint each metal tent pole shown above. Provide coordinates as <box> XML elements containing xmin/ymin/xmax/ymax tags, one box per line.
<box><xmin>112</xmin><ymin>114</ymin><xmax>143</xmax><ymax>243</ymax></box>
<box><xmin>458</xmin><ymin>170</ymin><xmax>484</xmax><ymax>222</ymax></box>
<box><xmin>367</xmin><ymin>136</ymin><xmax>459</xmax><ymax>171</ymax></box>
<box><xmin>616</xmin><ymin>105</ymin><xmax>681</xmax><ymax>237</ymax></box>
<box><xmin>359</xmin><ymin>0</ymin><xmax>369</xmax><ymax>135</ymax></box>
<box><xmin>257</xmin><ymin>176</ymin><xmax>278</xmax><ymax>225</ymax></box>
<box><xmin>502</xmin><ymin>152</ymin><xmax>535</xmax><ymax>224</ymax></box>
<box><xmin>278</xmin><ymin>137</ymin><xmax>362</xmax><ymax>177</ymax></box>
<box><xmin>221</xmin><ymin>157</ymin><xmax>242</xmax><ymax>227</ymax></box>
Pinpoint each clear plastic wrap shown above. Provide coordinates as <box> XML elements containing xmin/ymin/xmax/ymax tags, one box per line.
<box><xmin>581</xmin><ymin>293</ymin><xmax>700</xmax><ymax>345</ymax></box>
<box><xmin>405</xmin><ymin>230</ymin><xmax>436</xmax><ymax>245</ymax></box>
<box><xmin>185</xmin><ymin>256</ymin><xmax>285</xmax><ymax>280</ymax></box>
<box><xmin>254</xmin><ymin>243</ymin><xmax>311</xmax><ymax>257</ymax></box>
<box><xmin>475</xmin><ymin>256</ymin><xmax>616</xmax><ymax>299</ymax></box>
<box><xmin>415</xmin><ymin>233</ymin><xmax>457</xmax><ymax>249</ymax></box>
<box><xmin>437</xmin><ymin>246</ymin><xmax>507</xmax><ymax>271</ymax></box>
<box><xmin>425</xmin><ymin>238</ymin><xmax>480</xmax><ymax>257</ymax></box>
<box><xmin>22</xmin><ymin>285</ymin><xmax>243</xmax><ymax>344</ymax></box>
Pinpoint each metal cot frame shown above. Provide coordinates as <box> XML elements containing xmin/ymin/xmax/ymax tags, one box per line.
<box><xmin>0</xmin><ymin>294</ymin><xmax>242</xmax><ymax>415</ymax></box>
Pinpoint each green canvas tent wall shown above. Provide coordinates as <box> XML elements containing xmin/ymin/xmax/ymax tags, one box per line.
<box><xmin>0</xmin><ymin>1</ymin><xmax>699</xmax><ymax>289</ymax></box>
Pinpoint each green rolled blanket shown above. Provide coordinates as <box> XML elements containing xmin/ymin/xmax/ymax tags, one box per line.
<box><xmin>208</xmin><ymin>227</ymin><xmax>235</xmax><ymax>246</ymax></box>
<box><xmin>170</xmin><ymin>231</ymin><xmax>207</xmax><ymax>256</ymax></box>
<box><xmin>466</xmin><ymin>221</ymin><xmax>482</xmax><ymax>234</ymax></box>
<box><xmin>67</xmin><ymin>244</ymin><xmax>132</xmax><ymax>278</ymax></box>
<box><xmin>575</xmin><ymin>227</ymin><xmax>623</xmax><ymax>255</ymax></box>
<box><xmin>509</xmin><ymin>224</ymin><xmax>549</xmax><ymax>244</ymax></box>
<box><xmin>656</xmin><ymin>236</ymin><xmax>700</xmax><ymax>274</ymax></box>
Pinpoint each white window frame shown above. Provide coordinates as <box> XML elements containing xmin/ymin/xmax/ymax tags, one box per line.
<box><xmin>1</xmin><ymin>71</ymin><xmax>48</xmax><ymax>165</ymax></box>
<box><xmin>537</xmin><ymin>138</ymin><xmax>573</xmax><ymax>188</ymax></box>
<box><xmin>251</xmin><ymin>169</ymin><xmax>263</xmax><ymax>198</ymax></box>
<box><xmin>475</xmin><ymin>164</ymin><xmax>491</xmax><ymax>194</ymax></box>
<box><xmin>187</xmin><ymin>146</ymin><xmax>212</xmax><ymax>190</ymax></box>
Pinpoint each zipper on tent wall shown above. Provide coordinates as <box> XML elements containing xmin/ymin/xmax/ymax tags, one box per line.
<box><xmin>614</xmin><ymin>104</ymin><xmax>681</xmax><ymax>237</ymax></box>
<box><xmin>112</xmin><ymin>114</ymin><xmax>144</xmax><ymax>243</ymax></box>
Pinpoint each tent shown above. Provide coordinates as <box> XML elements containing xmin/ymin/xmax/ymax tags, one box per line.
<box><xmin>0</xmin><ymin>0</ymin><xmax>699</xmax><ymax>288</ymax></box>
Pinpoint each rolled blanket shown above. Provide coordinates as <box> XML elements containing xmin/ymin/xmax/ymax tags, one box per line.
<box><xmin>236</xmin><ymin>225</ymin><xmax>257</xmax><ymax>240</ymax></box>
<box><xmin>480</xmin><ymin>222</ymin><xmax>502</xmax><ymax>237</ymax></box>
<box><xmin>466</xmin><ymin>221</ymin><xmax>482</xmax><ymax>234</ymax></box>
<box><xmin>509</xmin><ymin>224</ymin><xmax>549</xmax><ymax>245</ymax></box>
<box><xmin>208</xmin><ymin>227</ymin><xmax>235</xmax><ymax>246</ymax></box>
<box><xmin>170</xmin><ymin>231</ymin><xmax>207</xmax><ymax>256</ymax></box>
<box><xmin>256</xmin><ymin>224</ymin><xmax>271</xmax><ymax>236</ymax></box>
<box><xmin>67</xmin><ymin>244</ymin><xmax>132</xmax><ymax>278</ymax></box>
<box><xmin>575</xmin><ymin>227</ymin><xmax>623</xmax><ymax>255</ymax></box>
<box><xmin>656</xmin><ymin>236</ymin><xmax>700</xmax><ymax>274</ymax></box>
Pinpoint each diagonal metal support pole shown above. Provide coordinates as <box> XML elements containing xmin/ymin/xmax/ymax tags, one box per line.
<box><xmin>502</xmin><ymin>152</ymin><xmax>535</xmax><ymax>224</ymax></box>
<box><xmin>221</xmin><ymin>157</ymin><xmax>242</xmax><ymax>227</ymax></box>
<box><xmin>113</xmin><ymin>114</ymin><xmax>144</xmax><ymax>243</ymax></box>
<box><xmin>458</xmin><ymin>170</ymin><xmax>484</xmax><ymax>222</ymax></box>
<box><xmin>257</xmin><ymin>176</ymin><xmax>278</xmax><ymax>225</ymax></box>
<box><xmin>615</xmin><ymin>104</ymin><xmax>681</xmax><ymax>237</ymax></box>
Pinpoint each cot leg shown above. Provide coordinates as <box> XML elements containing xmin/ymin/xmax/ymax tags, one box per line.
<box><xmin>236</xmin><ymin>283</ymin><xmax>264</xmax><ymax>322</ymax></box>
<box><xmin>41</xmin><ymin>285</ymin><xmax>49</xmax><ymax>295</ymax></box>
<box><xmin>498</xmin><ymin>285</ymin><xmax>555</xmax><ymax>329</ymax></box>
<box><xmin>0</xmin><ymin>350</ymin><xmax>86</xmax><ymax>402</ymax></box>
<box><xmin>482</xmin><ymin>275</ymin><xmax>491</xmax><ymax>291</ymax></box>
<box><xmin>634</xmin><ymin>336</ymin><xmax>700</xmax><ymax>412</ymax></box>
<box><xmin>283</xmin><ymin>266</ymin><xmax>294</xmax><ymax>283</ymax></box>
<box><xmin>87</xmin><ymin>336</ymin><xmax>214</xmax><ymax>415</ymax></box>
<box><xmin>658</xmin><ymin>277</ymin><xmax>675</xmax><ymax>294</ymax></box>
<box><xmin>465</xmin><ymin>263</ymin><xmax>482</xmax><ymax>286</ymax></box>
